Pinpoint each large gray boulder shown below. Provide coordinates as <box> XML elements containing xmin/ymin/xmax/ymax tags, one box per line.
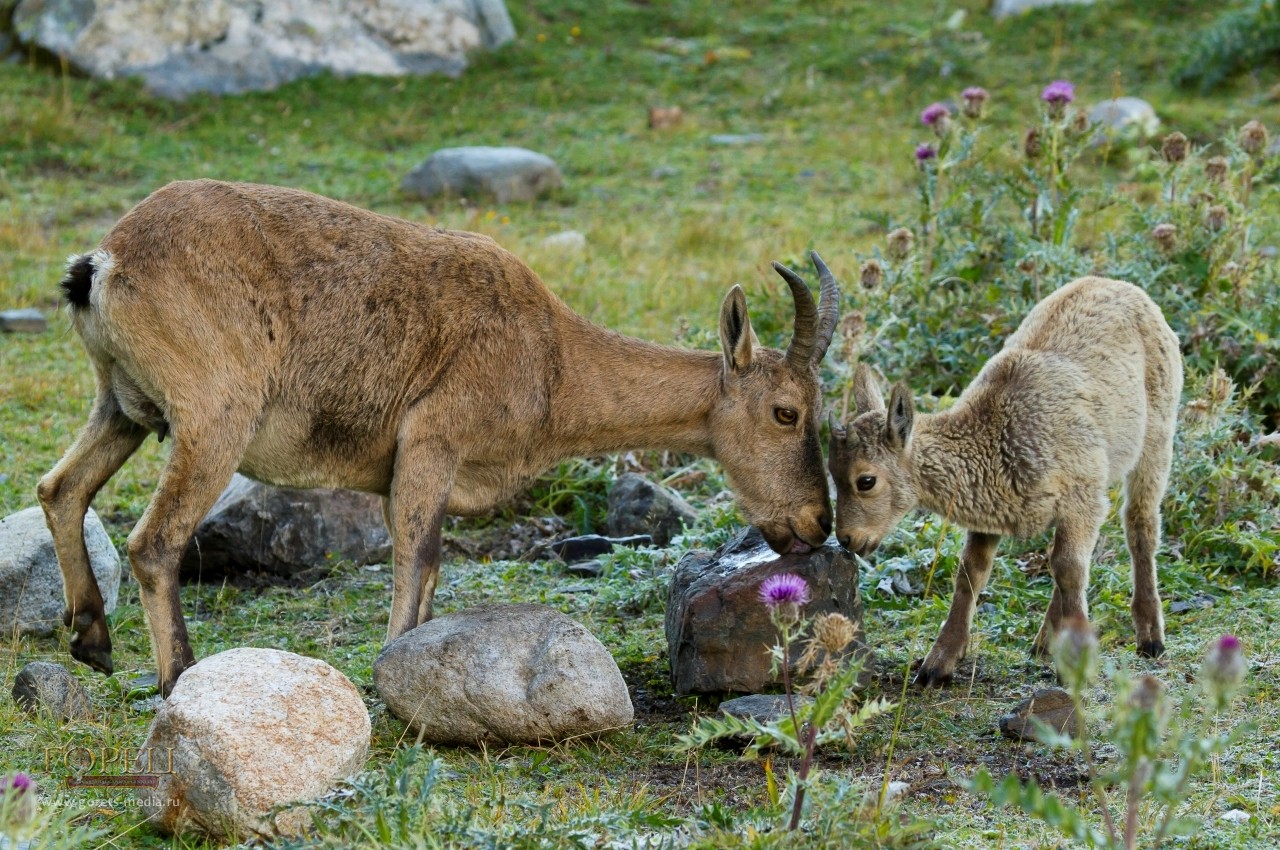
<box><xmin>666</xmin><ymin>527</ymin><xmax>866</xmax><ymax>695</ymax></box>
<box><xmin>606</xmin><ymin>473</ymin><xmax>697</xmax><ymax>546</ymax></box>
<box><xmin>179</xmin><ymin>474</ymin><xmax>390</xmax><ymax>579</ymax></box>
<box><xmin>1088</xmin><ymin>97</ymin><xmax>1160</xmax><ymax>139</ymax></box>
<box><xmin>374</xmin><ymin>603</ymin><xmax>633</xmax><ymax>745</ymax></box>
<box><xmin>136</xmin><ymin>648</ymin><xmax>370</xmax><ymax>840</ymax></box>
<box><xmin>0</xmin><ymin>506</ymin><xmax>119</xmax><ymax>638</ymax></box>
<box><xmin>12</xmin><ymin>0</ymin><xmax>515</xmax><ymax>99</ymax></box>
<box><xmin>401</xmin><ymin>146</ymin><xmax>563</xmax><ymax>203</ymax></box>
<box><xmin>992</xmin><ymin>0</ymin><xmax>1098</xmax><ymax>18</ymax></box>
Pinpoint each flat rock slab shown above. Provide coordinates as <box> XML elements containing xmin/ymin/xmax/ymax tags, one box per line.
<box><xmin>137</xmin><ymin>648</ymin><xmax>369</xmax><ymax>840</ymax></box>
<box><xmin>13</xmin><ymin>0</ymin><xmax>516</xmax><ymax>99</ymax></box>
<box><xmin>0</xmin><ymin>308</ymin><xmax>47</xmax><ymax>333</ymax></box>
<box><xmin>12</xmin><ymin>661</ymin><xmax>92</xmax><ymax>722</ymax></box>
<box><xmin>401</xmin><ymin>146</ymin><xmax>562</xmax><ymax>203</ymax></box>
<box><xmin>665</xmin><ymin>526</ymin><xmax>867</xmax><ymax>695</ymax></box>
<box><xmin>999</xmin><ymin>687</ymin><xmax>1078</xmax><ymax>743</ymax></box>
<box><xmin>606</xmin><ymin>473</ymin><xmax>697</xmax><ymax>546</ymax></box>
<box><xmin>374</xmin><ymin>603</ymin><xmax>633</xmax><ymax>745</ymax></box>
<box><xmin>179</xmin><ymin>474</ymin><xmax>390</xmax><ymax>579</ymax></box>
<box><xmin>543</xmin><ymin>534</ymin><xmax>651</xmax><ymax>563</ymax></box>
<box><xmin>718</xmin><ymin>693</ymin><xmax>812</xmax><ymax>724</ymax></box>
<box><xmin>0</xmin><ymin>506</ymin><xmax>120</xmax><ymax>638</ymax></box>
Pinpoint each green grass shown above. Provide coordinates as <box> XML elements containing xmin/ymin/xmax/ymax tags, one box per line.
<box><xmin>2</xmin><ymin>0</ymin><xmax>1279</xmax><ymax>847</ymax></box>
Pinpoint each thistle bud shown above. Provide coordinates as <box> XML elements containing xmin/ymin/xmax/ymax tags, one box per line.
<box><xmin>0</xmin><ymin>773</ymin><xmax>37</xmax><ymax>833</ymax></box>
<box><xmin>1202</xmin><ymin>634</ymin><xmax>1246</xmax><ymax>711</ymax></box>
<box><xmin>886</xmin><ymin>227</ymin><xmax>915</xmax><ymax>261</ymax></box>
<box><xmin>859</xmin><ymin>259</ymin><xmax>885</xmax><ymax>290</ymax></box>
<box><xmin>1023</xmin><ymin>126</ymin><xmax>1042</xmax><ymax>160</ymax></box>
<box><xmin>1068</xmin><ymin>109</ymin><xmax>1091</xmax><ymax>136</ymax></box>
<box><xmin>1239</xmin><ymin>120</ymin><xmax>1269</xmax><ymax>156</ymax></box>
<box><xmin>1207</xmin><ymin>205</ymin><xmax>1229</xmax><ymax>232</ymax></box>
<box><xmin>1151</xmin><ymin>223</ymin><xmax>1177</xmax><ymax>253</ymax></box>
<box><xmin>1040</xmin><ymin>80</ymin><xmax>1075</xmax><ymax>120</ymax></box>
<box><xmin>1204</xmin><ymin>156</ymin><xmax>1229</xmax><ymax>184</ymax></box>
<box><xmin>1160</xmin><ymin>132</ymin><xmax>1189</xmax><ymax>164</ymax></box>
<box><xmin>1128</xmin><ymin>674</ymin><xmax>1171</xmax><ymax>735</ymax></box>
<box><xmin>1016</xmin><ymin>256</ymin><xmax>1038</xmax><ymax>275</ymax></box>
<box><xmin>1051</xmin><ymin>614</ymin><xmax>1100</xmax><ymax>691</ymax></box>
<box><xmin>921</xmin><ymin>102</ymin><xmax>952</xmax><ymax>137</ymax></box>
<box><xmin>839</xmin><ymin>310</ymin><xmax>866</xmax><ymax>363</ymax></box>
<box><xmin>961</xmin><ymin>86</ymin><xmax>989</xmax><ymax>119</ymax></box>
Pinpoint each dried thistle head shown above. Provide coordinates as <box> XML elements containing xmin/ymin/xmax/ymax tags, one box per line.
<box><xmin>1161</xmin><ymin>131</ymin><xmax>1189</xmax><ymax>164</ymax></box>
<box><xmin>1207</xmin><ymin>367</ymin><xmax>1233</xmax><ymax>405</ymax></box>
<box><xmin>859</xmin><ymin>259</ymin><xmax>885</xmax><ymax>291</ymax></box>
<box><xmin>1016</xmin><ymin>256</ymin><xmax>1038</xmax><ymax>275</ymax></box>
<box><xmin>1207</xmin><ymin>205</ymin><xmax>1229</xmax><ymax>232</ymax></box>
<box><xmin>1204</xmin><ymin>155</ymin><xmax>1229</xmax><ymax>184</ymax></box>
<box><xmin>1023</xmin><ymin>126</ymin><xmax>1042</xmax><ymax>159</ymax></box>
<box><xmin>886</xmin><ymin>227</ymin><xmax>915</xmax><ymax>261</ymax></box>
<box><xmin>812</xmin><ymin>612</ymin><xmax>857</xmax><ymax>654</ymax></box>
<box><xmin>1151</xmin><ymin>222</ymin><xmax>1178</xmax><ymax>253</ymax></box>
<box><xmin>839</xmin><ymin>310</ymin><xmax>866</xmax><ymax>363</ymax></box>
<box><xmin>1068</xmin><ymin>109</ymin><xmax>1091</xmax><ymax>136</ymax></box>
<box><xmin>1182</xmin><ymin>398</ymin><xmax>1210</xmax><ymax>424</ymax></box>
<box><xmin>1239</xmin><ymin>120</ymin><xmax>1269</xmax><ymax>156</ymax></box>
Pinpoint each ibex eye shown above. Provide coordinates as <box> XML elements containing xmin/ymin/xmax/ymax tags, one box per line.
<box><xmin>856</xmin><ymin>475</ymin><xmax>876</xmax><ymax>492</ymax></box>
<box><xmin>774</xmin><ymin>408</ymin><xmax>798</xmax><ymax>426</ymax></box>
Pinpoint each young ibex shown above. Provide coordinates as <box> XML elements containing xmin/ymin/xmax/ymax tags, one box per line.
<box><xmin>40</xmin><ymin>179</ymin><xmax>840</xmax><ymax>696</ymax></box>
<box><xmin>829</xmin><ymin>277</ymin><xmax>1182</xmax><ymax>685</ymax></box>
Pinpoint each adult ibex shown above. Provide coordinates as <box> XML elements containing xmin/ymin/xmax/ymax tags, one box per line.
<box><xmin>39</xmin><ymin>179</ymin><xmax>839</xmax><ymax>696</ymax></box>
<box><xmin>829</xmin><ymin>277</ymin><xmax>1181</xmax><ymax>685</ymax></box>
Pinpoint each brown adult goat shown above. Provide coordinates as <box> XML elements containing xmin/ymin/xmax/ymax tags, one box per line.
<box><xmin>40</xmin><ymin>179</ymin><xmax>840</xmax><ymax>697</ymax></box>
<box><xmin>829</xmin><ymin>277</ymin><xmax>1181</xmax><ymax>686</ymax></box>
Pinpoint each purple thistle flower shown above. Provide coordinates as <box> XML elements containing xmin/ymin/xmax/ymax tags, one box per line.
<box><xmin>759</xmin><ymin>573</ymin><xmax>810</xmax><ymax>609</ymax></box>
<box><xmin>7</xmin><ymin>774</ymin><xmax>32</xmax><ymax>794</ymax></box>
<box><xmin>1218</xmin><ymin>634</ymin><xmax>1242</xmax><ymax>652</ymax></box>
<box><xmin>1041</xmin><ymin>80</ymin><xmax>1075</xmax><ymax>104</ymax></box>
<box><xmin>920</xmin><ymin>102</ymin><xmax>950</xmax><ymax>127</ymax></box>
<box><xmin>961</xmin><ymin>86</ymin><xmax>989</xmax><ymax>118</ymax></box>
<box><xmin>915</xmin><ymin>143</ymin><xmax>937</xmax><ymax>162</ymax></box>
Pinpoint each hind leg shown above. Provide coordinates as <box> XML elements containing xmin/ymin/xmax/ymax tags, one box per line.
<box><xmin>1124</xmin><ymin>437</ymin><xmax>1172</xmax><ymax>658</ymax></box>
<box><xmin>37</xmin><ymin>385</ymin><xmax>148</xmax><ymax>675</ymax></box>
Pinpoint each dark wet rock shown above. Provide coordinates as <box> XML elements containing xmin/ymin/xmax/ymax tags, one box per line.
<box><xmin>179</xmin><ymin>474</ymin><xmax>390</xmax><ymax>579</ymax></box>
<box><xmin>565</xmin><ymin>559</ymin><xmax>604</xmax><ymax>578</ymax></box>
<box><xmin>13</xmin><ymin>661</ymin><xmax>92</xmax><ymax>721</ymax></box>
<box><xmin>402</xmin><ymin>146</ymin><xmax>562</xmax><ymax>203</ymax></box>
<box><xmin>665</xmin><ymin>527</ymin><xmax>866</xmax><ymax>695</ymax></box>
<box><xmin>374</xmin><ymin>603</ymin><xmax>632</xmax><ymax>745</ymax></box>
<box><xmin>0</xmin><ymin>308</ymin><xmax>47</xmax><ymax>333</ymax></box>
<box><xmin>544</xmin><ymin>534</ymin><xmax>651</xmax><ymax>563</ymax></box>
<box><xmin>0</xmin><ymin>506</ymin><xmax>120</xmax><ymax>637</ymax></box>
<box><xmin>606</xmin><ymin>473</ymin><xmax>697</xmax><ymax>546</ymax></box>
<box><xmin>1169</xmin><ymin>593</ymin><xmax>1215</xmax><ymax>614</ymax></box>
<box><xmin>999</xmin><ymin>687</ymin><xmax>1079</xmax><ymax>743</ymax></box>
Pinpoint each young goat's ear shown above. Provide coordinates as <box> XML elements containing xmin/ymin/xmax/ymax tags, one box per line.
<box><xmin>719</xmin><ymin>285</ymin><xmax>754</xmax><ymax>373</ymax></box>
<box><xmin>852</xmin><ymin>362</ymin><xmax>885</xmax><ymax>413</ymax></box>
<box><xmin>886</xmin><ymin>381</ymin><xmax>915</xmax><ymax>449</ymax></box>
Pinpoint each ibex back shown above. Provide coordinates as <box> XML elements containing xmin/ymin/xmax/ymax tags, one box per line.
<box><xmin>830</xmin><ymin>277</ymin><xmax>1182</xmax><ymax>685</ymax></box>
<box><xmin>40</xmin><ymin>179</ymin><xmax>839</xmax><ymax>696</ymax></box>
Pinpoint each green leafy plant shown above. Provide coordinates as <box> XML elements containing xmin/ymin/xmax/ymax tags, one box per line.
<box><xmin>1174</xmin><ymin>0</ymin><xmax>1280</xmax><ymax>92</ymax></box>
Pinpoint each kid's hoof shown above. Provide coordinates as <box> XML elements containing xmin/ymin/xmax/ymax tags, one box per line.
<box><xmin>1137</xmin><ymin>639</ymin><xmax>1166</xmax><ymax>659</ymax></box>
<box><xmin>70</xmin><ymin>640</ymin><xmax>115</xmax><ymax>676</ymax></box>
<box><xmin>912</xmin><ymin>662</ymin><xmax>954</xmax><ymax>688</ymax></box>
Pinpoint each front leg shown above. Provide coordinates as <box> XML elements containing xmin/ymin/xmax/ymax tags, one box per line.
<box><xmin>1032</xmin><ymin>495</ymin><xmax>1106</xmax><ymax>659</ymax></box>
<box><xmin>386</xmin><ymin>435</ymin><xmax>457</xmax><ymax>643</ymax></box>
<box><xmin>915</xmin><ymin>531</ymin><xmax>1001</xmax><ymax>687</ymax></box>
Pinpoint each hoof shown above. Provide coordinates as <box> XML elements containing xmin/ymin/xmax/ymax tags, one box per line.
<box><xmin>1137</xmin><ymin>639</ymin><xmax>1166</xmax><ymax>659</ymax></box>
<box><xmin>70</xmin><ymin>639</ymin><xmax>115</xmax><ymax>676</ymax></box>
<box><xmin>912</xmin><ymin>662</ymin><xmax>955</xmax><ymax>688</ymax></box>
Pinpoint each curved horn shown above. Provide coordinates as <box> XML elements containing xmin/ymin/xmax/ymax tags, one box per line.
<box><xmin>771</xmin><ymin>260</ymin><xmax>818</xmax><ymax>367</ymax></box>
<box><xmin>810</xmin><ymin>251</ymin><xmax>840</xmax><ymax>362</ymax></box>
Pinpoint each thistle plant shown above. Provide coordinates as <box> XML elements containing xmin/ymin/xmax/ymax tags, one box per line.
<box><xmin>971</xmin><ymin>624</ymin><xmax>1252</xmax><ymax>849</ymax></box>
<box><xmin>675</xmin><ymin>574</ymin><xmax>894</xmax><ymax>832</ymax></box>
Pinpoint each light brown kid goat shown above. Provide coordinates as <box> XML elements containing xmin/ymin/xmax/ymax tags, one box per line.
<box><xmin>829</xmin><ymin>277</ymin><xmax>1182</xmax><ymax>686</ymax></box>
<box><xmin>40</xmin><ymin>179</ymin><xmax>840</xmax><ymax>696</ymax></box>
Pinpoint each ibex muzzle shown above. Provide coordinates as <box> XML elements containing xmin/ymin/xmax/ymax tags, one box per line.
<box><xmin>37</xmin><ymin>180</ymin><xmax>839</xmax><ymax>696</ymax></box>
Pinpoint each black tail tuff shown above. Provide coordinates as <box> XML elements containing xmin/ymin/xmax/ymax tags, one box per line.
<box><xmin>60</xmin><ymin>254</ymin><xmax>94</xmax><ymax>309</ymax></box>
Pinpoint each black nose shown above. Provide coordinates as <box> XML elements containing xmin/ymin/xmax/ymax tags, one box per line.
<box><xmin>837</xmin><ymin>534</ymin><xmax>851</xmax><ymax>550</ymax></box>
<box><xmin>818</xmin><ymin>514</ymin><xmax>832</xmax><ymax>537</ymax></box>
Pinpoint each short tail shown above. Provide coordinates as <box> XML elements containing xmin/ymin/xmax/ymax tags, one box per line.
<box><xmin>60</xmin><ymin>254</ymin><xmax>95</xmax><ymax>309</ymax></box>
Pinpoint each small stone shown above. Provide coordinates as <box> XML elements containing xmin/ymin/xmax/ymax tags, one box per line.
<box><xmin>992</xmin><ymin>0</ymin><xmax>1098</xmax><ymax>18</ymax></box>
<box><xmin>718</xmin><ymin>693</ymin><xmax>812</xmax><ymax>724</ymax></box>
<box><xmin>12</xmin><ymin>662</ymin><xmax>92</xmax><ymax>722</ymax></box>
<box><xmin>999</xmin><ymin>687</ymin><xmax>1078</xmax><ymax>743</ymax></box>
<box><xmin>651</xmin><ymin>166</ymin><xmax>679</xmax><ymax>179</ymax></box>
<box><xmin>136</xmin><ymin>648</ymin><xmax>370</xmax><ymax>840</ymax></box>
<box><xmin>1087</xmin><ymin>97</ymin><xmax>1160</xmax><ymax>139</ymax></box>
<box><xmin>0</xmin><ymin>308</ymin><xmax>47</xmax><ymax>333</ymax></box>
<box><xmin>179</xmin><ymin>474</ymin><xmax>390</xmax><ymax>579</ymax></box>
<box><xmin>606</xmin><ymin>473</ymin><xmax>698</xmax><ymax>546</ymax></box>
<box><xmin>1169</xmin><ymin>593</ymin><xmax>1215</xmax><ymax>614</ymax></box>
<box><xmin>709</xmin><ymin>133</ymin><xmax>766</xmax><ymax>146</ymax></box>
<box><xmin>545</xmin><ymin>534</ymin><xmax>652</xmax><ymax>563</ymax></box>
<box><xmin>666</xmin><ymin>527</ymin><xmax>868</xmax><ymax>695</ymax></box>
<box><xmin>565</xmin><ymin>559</ymin><xmax>604</xmax><ymax>578</ymax></box>
<box><xmin>0</xmin><ymin>507</ymin><xmax>120</xmax><ymax>638</ymax></box>
<box><xmin>374</xmin><ymin>603</ymin><xmax>633</xmax><ymax>745</ymax></box>
<box><xmin>977</xmin><ymin>602</ymin><xmax>998</xmax><ymax>616</ymax></box>
<box><xmin>542</xmin><ymin>230</ymin><xmax>586</xmax><ymax>252</ymax></box>
<box><xmin>401</xmin><ymin>146</ymin><xmax>562</xmax><ymax>203</ymax></box>
<box><xmin>1219</xmin><ymin>809</ymin><xmax>1251</xmax><ymax>824</ymax></box>
<box><xmin>555</xmin><ymin>583</ymin><xmax>595</xmax><ymax>594</ymax></box>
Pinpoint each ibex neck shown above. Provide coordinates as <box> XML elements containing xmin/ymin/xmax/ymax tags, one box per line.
<box><xmin>550</xmin><ymin>315</ymin><xmax>721</xmax><ymax>458</ymax></box>
<box><xmin>907</xmin><ymin>410</ymin><xmax>988</xmax><ymax>521</ymax></box>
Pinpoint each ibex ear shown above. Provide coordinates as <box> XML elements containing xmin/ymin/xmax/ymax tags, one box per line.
<box><xmin>852</xmin><ymin>362</ymin><xmax>885</xmax><ymax>413</ymax></box>
<box><xmin>719</xmin><ymin>285</ymin><xmax>754</xmax><ymax>373</ymax></box>
<box><xmin>886</xmin><ymin>381</ymin><xmax>915</xmax><ymax>449</ymax></box>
